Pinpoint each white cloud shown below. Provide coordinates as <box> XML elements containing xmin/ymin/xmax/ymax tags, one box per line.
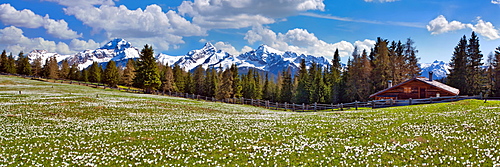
<box><xmin>244</xmin><ymin>25</ymin><xmax>361</xmax><ymax>59</ymax></box>
<box><xmin>0</xmin><ymin>26</ymin><xmax>73</xmax><ymax>54</ymax></box>
<box><xmin>492</xmin><ymin>0</ymin><xmax>500</xmax><ymax>4</ymax></box>
<box><xmin>427</xmin><ymin>15</ymin><xmax>500</xmax><ymax>40</ymax></box>
<box><xmin>364</xmin><ymin>0</ymin><xmax>399</xmax><ymax>2</ymax></box>
<box><xmin>354</xmin><ymin>39</ymin><xmax>376</xmax><ymax>53</ymax></box>
<box><xmin>0</xmin><ymin>3</ymin><xmax>81</xmax><ymax>39</ymax></box>
<box><xmin>69</xmin><ymin>39</ymin><xmax>100</xmax><ymax>51</ymax></box>
<box><xmin>178</xmin><ymin>0</ymin><xmax>325</xmax><ymax>29</ymax></box>
<box><xmin>426</xmin><ymin>15</ymin><xmax>469</xmax><ymax>34</ymax></box>
<box><xmin>62</xmin><ymin>4</ymin><xmax>204</xmax><ymax>51</ymax></box>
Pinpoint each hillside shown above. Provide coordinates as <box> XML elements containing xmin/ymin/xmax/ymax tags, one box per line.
<box><xmin>0</xmin><ymin>75</ymin><xmax>499</xmax><ymax>166</ymax></box>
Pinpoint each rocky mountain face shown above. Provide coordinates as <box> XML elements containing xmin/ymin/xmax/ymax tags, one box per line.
<box><xmin>26</xmin><ymin>38</ymin><xmax>451</xmax><ymax>78</ymax></box>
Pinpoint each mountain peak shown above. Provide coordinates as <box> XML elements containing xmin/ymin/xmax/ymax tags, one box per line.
<box><xmin>256</xmin><ymin>44</ymin><xmax>284</xmax><ymax>54</ymax></box>
<box><xmin>100</xmin><ymin>38</ymin><xmax>132</xmax><ymax>51</ymax></box>
<box><xmin>202</xmin><ymin>42</ymin><xmax>216</xmax><ymax>51</ymax></box>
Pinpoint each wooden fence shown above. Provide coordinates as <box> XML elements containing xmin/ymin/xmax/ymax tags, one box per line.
<box><xmin>3</xmin><ymin>73</ymin><xmax>481</xmax><ymax>112</ymax></box>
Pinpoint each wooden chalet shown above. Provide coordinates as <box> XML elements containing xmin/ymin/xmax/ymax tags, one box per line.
<box><xmin>369</xmin><ymin>76</ymin><xmax>459</xmax><ymax>100</ymax></box>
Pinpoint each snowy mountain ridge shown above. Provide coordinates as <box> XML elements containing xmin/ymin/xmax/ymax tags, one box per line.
<box><xmin>26</xmin><ymin>38</ymin><xmax>451</xmax><ymax>78</ymax></box>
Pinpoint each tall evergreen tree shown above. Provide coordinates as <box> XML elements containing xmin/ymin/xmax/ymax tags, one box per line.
<box><xmin>16</xmin><ymin>52</ymin><xmax>32</xmax><ymax>76</ymax></box>
<box><xmin>328</xmin><ymin>49</ymin><xmax>342</xmax><ymax>103</ymax></box>
<box><xmin>31</xmin><ymin>57</ymin><xmax>42</xmax><ymax>77</ymax></box>
<box><xmin>279</xmin><ymin>68</ymin><xmax>294</xmax><ymax>103</ymax></box>
<box><xmin>5</xmin><ymin>53</ymin><xmax>16</xmax><ymax>74</ymax></box>
<box><xmin>0</xmin><ymin>50</ymin><xmax>7</xmax><ymax>72</ymax></box>
<box><xmin>192</xmin><ymin>65</ymin><xmax>205</xmax><ymax>95</ymax></box>
<box><xmin>184</xmin><ymin>71</ymin><xmax>193</xmax><ymax>94</ymax></box>
<box><xmin>68</xmin><ymin>63</ymin><xmax>79</xmax><ymax>80</ymax></box>
<box><xmin>88</xmin><ymin>62</ymin><xmax>101</xmax><ymax>83</ymax></box>
<box><xmin>371</xmin><ymin>37</ymin><xmax>391</xmax><ymax>92</ymax></box>
<box><xmin>230</xmin><ymin>64</ymin><xmax>242</xmax><ymax>98</ymax></box>
<box><xmin>172</xmin><ymin>64</ymin><xmax>186</xmax><ymax>92</ymax></box>
<box><xmin>59</xmin><ymin>59</ymin><xmax>70</xmax><ymax>79</ymax></box>
<box><xmin>492</xmin><ymin>47</ymin><xmax>500</xmax><ymax>96</ymax></box>
<box><xmin>103</xmin><ymin>60</ymin><xmax>120</xmax><ymax>87</ymax></box>
<box><xmin>121</xmin><ymin>59</ymin><xmax>136</xmax><ymax>88</ymax></box>
<box><xmin>295</xmin><ymin>59</ymin><xmax>310</xmax><ymax>104</ymax></box>
<box><xmin>162</xmin><ymin>64</ymin><xmax>176</xmax><ymax>92</ymax></box>
<box><xmin>134</xmin><ymin>44</ymin><xmax>162</xmax><ymax>93</ymax></box>
<box><xmin>216</xmin><ymin>69</ymin><xmax>233</xmax><ymax>100</ymax></box>
<box><xmin>466</xmin><ymin>32</ymin><xmax>484</xmax><ymax>95</ymax></box>
<box><xmin>403</xmin><ymin>38</ymin><xmax>420</xmax><ymax>78</ymax></box>
<box><xmin>448</xmin><ymin>35</ymin><xmax>468</xmax><ymax>94</ymax></box>
<box><xmin>262</xmin><ymin>72</ymin><xmax>271</xmax><ymax>100</ymax></box>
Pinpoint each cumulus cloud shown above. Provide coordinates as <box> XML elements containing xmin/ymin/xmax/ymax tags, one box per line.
<box><xmin>69</xmin><ymin>39</ymin><xmax>100</xmax><ymax>51</ymax></box>
<box><xmin>178</xmin><ymin>0</ymin><xmax>325</xmax><ymax>29</ymax></box>
<box><xmin>244</xmin><ymin>25</ymin><xmax>363</xmax><ymax>59</ymax></box>
<box><xmin>0</xmin><ymin>3</ymin><xmax>81</xmax><ymax>39</ymax></box>
<box><xmin>62</xmin><ymin>4</ymin><xmax>204</xmax><ymax>51</ymax></box>
<box><xmin>426</xmin><ymin>15</ymin><xmax>468</xmax><ymax>34</ymax></box>
<box><xmin>492</xmin><ymin>0</ymin><xmax>500</xmax><ymax>4</ymax></box>
<box><xmin>0</xmin><ymin>26</ymin><xmax>73</xmax><ymax>54</ymax></box>
<box><xmin>427</xmin><ymin>15</ymin><xmax>500</xmax><ymax>40</ymax></box>
<box><xmin>41</xmin><ymin>0</ymin><xmax>115</xmax><ymax>7</ymax></box>
<box><xmin>354</xmin><ymin>39</ymin><xmax>376</xmax><ymax>53</ymax></box>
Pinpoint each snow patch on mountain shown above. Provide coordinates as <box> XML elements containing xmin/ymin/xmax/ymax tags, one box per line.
<box><xmin>419</xmin><ymin>60</ymin><xmax>450</xmax><ymax>79</ymax></box>
<box><xmin>27</xmin><ymin>50</ymin><xmax>71</xmax><ymax>65</ymax></box>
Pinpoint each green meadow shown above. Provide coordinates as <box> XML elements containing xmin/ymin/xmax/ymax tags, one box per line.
<box><xmin>0</xmin><ymin>75</ymin><xmax>499</xmax><ymax>166</ymax></box>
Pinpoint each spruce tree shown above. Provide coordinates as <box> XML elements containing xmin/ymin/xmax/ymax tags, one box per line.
<box><xmin>295</xmin><ymin>59</ymin><xmax>310</xmax><ymax>104</ymax></box>
<box><xmin>448</xmin><ymin>35</ymin><xmax>470</xmax><ymax>95</ymax></box>
<box><xmin>192</xmin><ymin>65</ymin><xmax>205</xmax><ymax>95</ymax></box>
<box><xmin>184</xmin><ymin>71</ymin><xmax>193</xmax><ymax>94</ymax></box>
<box><xmin>172</xmin><ymin>64</ymin><xmax>185</xmax><ymax>92</ymax></box>
<box><xmin>0</xmin><ymin>50</ymin><xmax>7</xmax><ymax>72</ymax></box>
<box><xmin>230</xmin><ymin>64</ymin><xmax>242</xmax><ymax>98</ymax></box>
<box><xmin>6</xmin><ymin>53</ymin><xmax>16</xmax><ymax>74</ymax></box>
<box><xmin>81</xmin><ymin>69</ymin><xmax>89</xmax><ymax>82</ymax></box>
<box><xmin>466</xmin><ymin>32</ymin><xmax>484</xmax><ymax>95</ymax></box>
<box><xmin>32</xmin><ymin>57</ymin><xmax>42</xmax><ymax>77</ymax></box>
<box><xmin>121</xmin><ymin>59</ymin><xmax>136</xmax><ymax>88</ymax></box>
<box><xmin>162</xmin><ymin>64</ymin><xmax>176</xmax><ymax>92</ymax></box>
<box><xmin>493</xmin><ymin>47</ymin><xmax>500</xmax><ymax>96</ymax></box>
<box><xmin>134</xmin><ymin>44</ymin><xmax>162</xmax><ymax>93</ymax></box>
<box><xmin>279</xmin><ymin>68</ymin><xmax>294</xmax><ymax>103</ymax></box>
<box><xmin>371</xmin><ymin>37</ymin><xmax>391</xmax><ymax>92</ymax></box>
<box><xmin>403</xmin><ymin>38</ymin><xmax>420</xmax><ymax>78</ymax></box>
<box><xmin>17</xmin><ymin>52</ymin><xmax>32</xmax><ymax>76</ymax></box>
<box><xmin>88</xmin><ymin>62</ymin><xmax>101</xmax><ymax>83</ymax></box>
<box><xmin>103</xmin><ymin>60</ymin><xmax>120</xmax><ymax>88</ymax></box>
<box><xmin>262</xmin><ymin>72</ymin><xmax>271</xmax><ymax>100</ymax></box>
<box><xmin>68</xmin><ymin>63</ymin><xmax>79</xmax><ymax>80</ymax></box>
<box><xmin>60</xmin><ymin>59</ymin><xmax>70</xmax><ymax>79</ymax></box>
<box><xmin>216</xmin><ymin>69</ymin><xmax>233</xmax><ymax>100</ymax></box>
<box><xmin>329</xmin><ymin>49</ymin><xmax>342</xmax><ymax>103</ymax></box>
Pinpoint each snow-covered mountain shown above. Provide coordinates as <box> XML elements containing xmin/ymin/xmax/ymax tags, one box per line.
<box><xmin>419</xmin><ymin>60</ymin><xmax>450</xmax><ymax>79</ymax></box>
<box><xmin>27</xmin><ymin>50</ymin><xmax>72</xmax><ymax>66</ymax></box>
<box><xmin>25</xmin><ymin>38</ymin><xmax>452</xmax><ymax>79</ymax></box>
<box><xmin>66</xmin><ymin>38</ymin><xmax>140</xmax><ymax>70</ymax></box>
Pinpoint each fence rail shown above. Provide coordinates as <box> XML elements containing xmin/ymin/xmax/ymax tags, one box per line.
<box><xmin>3</xmin><ymin>73</ymin><xmax>482</xmax><ymax>112</ymax></box>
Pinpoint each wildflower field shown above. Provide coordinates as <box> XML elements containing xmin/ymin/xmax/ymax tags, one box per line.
<box><xmin>0</xmin><ymin>75</ymin><xmax>500</xmax><ymax>166</ymax></box>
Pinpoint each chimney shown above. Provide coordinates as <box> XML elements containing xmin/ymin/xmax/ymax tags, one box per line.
<box><xmin>388</xmin><ymin>80</ymin><xmax>393</xmax><ymax>88</ymax></box>
<box><xmin>429</xmin><ymin>71</ymin><xmax>434</xmax><ymax>81</ymax></box>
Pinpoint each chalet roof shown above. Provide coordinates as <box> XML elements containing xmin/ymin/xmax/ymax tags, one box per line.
<box><xmin>369</xmin><ymin>77</ymin><xmax>460</xmax><ymax>98</ymax></box>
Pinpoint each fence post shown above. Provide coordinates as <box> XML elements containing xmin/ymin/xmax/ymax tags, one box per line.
<box><xmin>284</xmin><ymin>102</ymin><xmax>287</xmax><ymax>111</ymax></box>
<box><xmin>251</xmin><ymin>99</ymin><xmax>254</xmax><ymax>106</ymax></box>
<box><xmin>355</xmin><ymin>101</ymin><xmax>358</xmax><ymax>110</ymax></box>
<box><xmin>292</xmin><ymin>103</ymin><xmax>295</xmax><ymax>111</ymax></box>
<box><xmin>429</xmin><ymin>97</ymin><xmax>433</xmax><ymax>104</ymax></box>
<box><xmin>372</xmin><ymin>101</ymin><xmax>375</xmax><ymax>109</ymax></box>
<box><xmin>302</xmin><ymin>103</ymin><xmax>305</xmax><ymax>112</ymax></box>
<box><xmin>389</xmin><ymin>99</ymin><xmax>393</xmax><ymax>106</ymax></box>
<box><xmin>409</xmin><ymin>98</ymin><xmax>413</xmax><ymax>105</ymax></box>
<box><xmin>314</xmin><ymin>102</ymin><xmax>317</xmax><ymax>112</ymax></box>
<box><xmin>340</xmin><ymin>103</ymin><xmax>344</xmax><ymax>111</ymax></box>
<box><xmin>331</xmin><ymin>103</ymin><xmax>334</xmax><ymax>111</ymax></box>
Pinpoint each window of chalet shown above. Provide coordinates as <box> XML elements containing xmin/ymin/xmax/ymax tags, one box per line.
<box><xmin>404</xmin><ymin>87</ymin><xmax>411</xmax><ymax>93</ymax></box>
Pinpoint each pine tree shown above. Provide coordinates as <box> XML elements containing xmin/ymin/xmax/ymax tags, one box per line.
<box><xmin>295</xmin><ymin>59</ymin><xmax>310</xmax><ymax>104</ymax></box>
<box><xmin>448</xmin><ymin>36</ymin><xmax>468</xmax><ymax>95</ymax></box>
<box><xmin>0</xmin><ymin>50</ymin><xmax>7</xmax><ymax>73</ymax></box>
<box><xmin>466</xmin><ymin>32</ymin><xmax>484</xmax><ymax>95</ymax></box>
<box><xmin>279</xmin><ymin>68</ymin><xmax>294</xmax><ymax>103</ymax></box>
<box><xmin>230</xmin><ymin>64</ymin><xmax>242</xmax><ymax>98</ymax></box>
<box><xmin>403</xmin><ymin>38</ymin><xmax>420</xmax><ymax>78</ymax></box>
<box><xmin>5</xmin><ymin>53</ymin><xmax>16</xmax><ymax>74</ymax></box>
<box><xmin>216</xmin><ymin>69</ymin><xmax>233</xmax><ymax>99</ymax></box>
<box><xmin>88</xmin><ymin>62</ymin><xmax>101</xmax><ymax>83</ymax></box>
<box><xmin>134</xmin><ymin>44</ymin><xmax>162</xmax><ymax>93</ymax></box>
<box><xmin>328</xmin><ymin>49</ymin><xmax>342</xmax><ymax>103</ymax></box>
<box><xmin>172</xmin><ymin>64</ymin><xmax>186</xmax><ymax>92</ymax></box>
<box><xmin>492</xmin><ymin>47</ymin><xmax>500</xmax><ymax>96</ymax></box>
<box><xmin>162</xmin><ymin>64</ymin><xmax>176</xmax><ymax>92</ymax></box>
<box><xmin>80</xmin><ymin>69</ymin><xmax>89</xmax><ymax>82</ymax></box>
<box><xmin>16</xmin><ymin>52</ymin><xmax>32</xmax><ymax>76</ymax></box>
<box><xmin>121</xmin><ymin>59</ymin><xmax>136</xmax><ymax>88</ymax></box>
<box><xmin>262</xmin><ymin>72</ymin><xmax>271</xmax><ymax>100</ymax></box>
<box><xmin>60</xmin><ymin>59</ymin><xmax>70</xmax><ymax>79</ymax></box>
<box><xmin>31</xmin><ymin>57</ymin><xmax>42</xmax><ymax>77</ymax></box>
<box><xmin>103</xmin><ymin>60</ymin><xmax>120</xmax><ymax>88</ymax></box>
<box><xmin>68</xmin><ymin>63</ymin><xmax>79</xmax><ymax>80</ymax></box>
<box><xmin>371</xmin><ymin>37</ymin><xmax>391</xmax><ymax>92</ymax></box>
<box><xmin>192</xmin><ymin>65</ymin><xmax>205</xmax><ymax>95</ymax></box>
<box><xmin>309</xmin><ymin>62</ymin><xmax>327</xmax><ymax>103</ymax></box>
<box><xmin>184</xmin><ymin>71</ymin><xmax>193</xmax><ymax>94</ymax></box>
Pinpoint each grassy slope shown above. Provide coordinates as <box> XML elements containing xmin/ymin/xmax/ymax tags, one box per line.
<box><xmin>0</xmin><ymin>75</ymin><xmax>499</xmax><ymax>166</ymax></box>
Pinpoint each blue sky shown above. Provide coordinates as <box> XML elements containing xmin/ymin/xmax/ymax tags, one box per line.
<box><xmin>0</xmin><ymin>0</ymin><xmax>499</xmax><ymax>63</ymax></box>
